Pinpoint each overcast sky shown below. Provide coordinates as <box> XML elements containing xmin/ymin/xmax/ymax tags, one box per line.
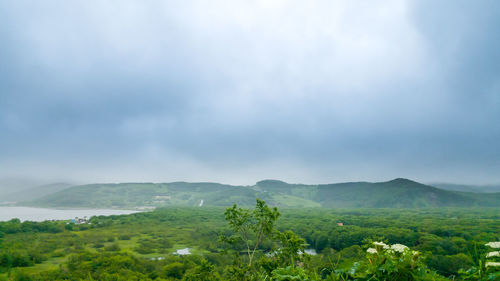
<box><xmin>1</xmin><ymin>1</ymin><xmax>499</xmax><ymax>185</ymax></box>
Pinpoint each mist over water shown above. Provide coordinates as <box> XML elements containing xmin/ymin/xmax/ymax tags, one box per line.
<box><xmin>0</xmin><ymin>207</ymin><xmax>139</xmax><ymax>222</ymax></box>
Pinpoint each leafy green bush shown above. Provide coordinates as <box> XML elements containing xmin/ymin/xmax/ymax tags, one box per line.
<box><xmin>118</xmin><ymin>234</ymin><xmax>131</xmax><ymax>240</ymax></box>
<box><xmin>104</xmin><ymin>243</ymin><xmax>121</xmax><ymax>252</ymax></box>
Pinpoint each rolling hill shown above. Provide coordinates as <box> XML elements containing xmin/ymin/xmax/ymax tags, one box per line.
<box><xmin>24</xmin><ymin>178</ymin><xmax>500</xmax><ymax>209</ymax></box>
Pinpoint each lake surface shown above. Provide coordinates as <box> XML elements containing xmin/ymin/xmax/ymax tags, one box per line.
<box><xmin>304</xmin><ymin>249</ymin><xmax>317</xmax><ymax>255</ymax></box>
<box><xmin>0</xmin><ymin>207</ymin><xmax>139</xmax><ymax>222</ymax></box>
<box><xmin>173</xmin><ymin>248</ymin><xmax>191</xmax><ymax>255</ymax></box>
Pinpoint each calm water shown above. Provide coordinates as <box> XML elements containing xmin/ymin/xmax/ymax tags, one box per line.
<box><xmin>304</xmin><ymin>249</ymin><xmax>317</xmax><ymax>255</ymax></box>
<box><xmin>174</xmin><ymin>248</ymin><xmax>191</xmax><ymax>255</ymax></box>
<box><xmin>0</xmin><ymin>207</ymin><xmax>139</xmax><ymax>222</ymax></box>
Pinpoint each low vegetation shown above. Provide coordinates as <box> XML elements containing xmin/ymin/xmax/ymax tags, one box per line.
<box><xmin>1</xmin><ymin>201</ymin><xmax>499</xmax><ymax>280</ymax></box>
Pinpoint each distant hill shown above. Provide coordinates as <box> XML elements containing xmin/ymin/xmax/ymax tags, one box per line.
<box><xmin>1</xmin><ymin>182</ymin><xmax>73</xmax><ymax>203</ymax></box>
<box><xmin>315</xmin><ymin>178</ymin><xmax>497</xmax><ymax>208</ymax></box>
<box><xmin>0</xmin><ymin>181</ymin><xmax>73</xmax><ymax>204</ymax></box>
<box><xmin>0</xmin><ymin>178</ymin><xmax>44</xmax><ymax>199</ymax></box>
<box><xmin>24</xmin><ymin>178</ymin><xmax>500</xmax><ymax>209</ymax></box>
<box><xmin>431</xmin><ymin>183</ymin><xmax>500</xmax><ymax>193</ymax></box>
<box><xmin>26</xmin><ymin>182</ymin><xmax>262</xmax><ymax>209</ymax></box>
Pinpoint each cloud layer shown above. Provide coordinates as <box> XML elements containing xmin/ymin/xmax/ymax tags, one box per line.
<box><xmin>1</xmin><ymin>1</ymin><xmax>499</xmax><ymax>184</ymax></box>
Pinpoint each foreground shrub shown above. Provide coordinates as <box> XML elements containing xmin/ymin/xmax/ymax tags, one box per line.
<box><xmin>328</xmin><ymin>241</ymin><xmax>447</xmax><ymax>280</ymax></box>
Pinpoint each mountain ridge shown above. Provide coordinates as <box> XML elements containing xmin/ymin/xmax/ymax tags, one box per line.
<box><xmin>20</xmin><ymin>178</ymin><xmax>500</xmax><ymax>209</ymax></box>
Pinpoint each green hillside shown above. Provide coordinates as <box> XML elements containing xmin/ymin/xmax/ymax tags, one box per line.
<box><xmin>27</xmin><ymin>182</ymin><xmax>265</xmax><ymax>208</ymax></box>
<box><xmin>25</xmin><ymin>178</ymin><xmax>500</xmax><ymax>209</ymax></box>
<box><xmin>316</xmin><ymin>178</ymin><xmax>488</xmax><ymax>208</ymax></box>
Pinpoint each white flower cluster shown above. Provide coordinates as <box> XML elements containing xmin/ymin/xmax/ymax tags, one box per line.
<box><xmin>390</xmin><ymin>244</ymin><xmax>409</xmax><ymax>253</ymax></box>
<box><xmin>373</xmin><ymin>241</ymin><xmax>390</xmax><ymax>249</ymax></box>
<box><xmin>485</xmin><ymin>241</ymin><xmax>500</xmax><ymax>271</ymax></box>
<box><xmin>486</xmin><ymin>262</ymin><xmax>500</xmax><ymax>267</ymax></box>
<box><xmin>368</xmin><ymin>242</ymin><xmax>413</xmax><ymax>255</ymax></box>
<box><xmin>486</xmin><ymin>251</ymin><xmax>500</xmax><ymax>258</ymax></box>
<box><xmin>485</xmin><ymin>242</ymin><xmax>500</xmax><ymax>249</ymax></box>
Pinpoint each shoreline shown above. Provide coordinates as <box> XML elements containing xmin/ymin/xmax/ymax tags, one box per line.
<box><xmin>0</xmin><ymin>206</ymin><xmax>143</xmax><ymax>222</ymax></box>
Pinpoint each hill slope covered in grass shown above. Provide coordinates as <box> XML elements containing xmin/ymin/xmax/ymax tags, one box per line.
<box><xmin>25</xmin><ymin>178</ymin><xmax>500</xmax><ymax>209</ymax></box>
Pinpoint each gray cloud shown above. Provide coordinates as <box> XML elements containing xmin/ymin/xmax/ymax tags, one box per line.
<box><xmin>1</xmin><ymin>0</ymin><xmax>499</xmax><ymax>185</ymax></box>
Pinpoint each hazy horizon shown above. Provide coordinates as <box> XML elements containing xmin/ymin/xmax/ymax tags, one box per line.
<box><xmin>1</xmin><ymin>1</ymin><xmax>500</xmax><ymax>186</ymax></box>
<box><xmin>2</xmin><ymin>176</ymin><xmax>500</xmax><ymax>190</ymax></box>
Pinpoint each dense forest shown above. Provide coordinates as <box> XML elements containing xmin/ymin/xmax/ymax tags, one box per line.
<box><xmin>1</xmin><ymin>200</ymin><xmax>499</xmax><ymax>280</ymax></box>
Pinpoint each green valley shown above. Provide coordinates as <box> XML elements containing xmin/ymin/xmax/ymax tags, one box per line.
<box><xmin>1</xmin><ymin>202</ymin><xmax>499</xmax><ymax>280</ymax></box>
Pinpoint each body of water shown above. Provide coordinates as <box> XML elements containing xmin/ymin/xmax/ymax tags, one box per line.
<box><xmin>173</xmin><ymin>248</ymin><xmax>191</xmax><ymax>255</ymax></box>
<box><xmin>0</xmin><ymin>207</ymin><xmax>139</xmax><ymax>222</ymax></box>
<box><xmin>304</xmin><ymin>249</ymin><xmax>317</xmax><ymax>255</ymax></box>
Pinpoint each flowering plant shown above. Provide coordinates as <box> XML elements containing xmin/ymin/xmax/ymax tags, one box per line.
<box><xmin>484</xmin><ymin>241</ymin><xmax>500</xmax><ymax>279</ymax></box>
<box><xmin>363</xmin><ymin>241</ymin><xmax>429</xmax><ymax>280</ymax></box>
<box><xmin>459</xmin><ymin>241</ymin><xmax>500</xmax><ymax>280</ymax></box>
<box><xmin>330</xmin><ymin>241</ymin><xmax>444</xmax><ymax>280</ymax></box>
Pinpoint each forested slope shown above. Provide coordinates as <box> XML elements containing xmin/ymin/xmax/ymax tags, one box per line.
<box><xmin>26</xmin><ymin>178</ymin><xmax>500</xmax><ymax>209</ymax></box>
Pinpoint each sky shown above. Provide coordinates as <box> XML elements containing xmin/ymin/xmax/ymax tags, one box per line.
<box><xmin>1</xmin><ymin>0</ymin><xmax>499</xmax><ymax>185</ymax></box>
